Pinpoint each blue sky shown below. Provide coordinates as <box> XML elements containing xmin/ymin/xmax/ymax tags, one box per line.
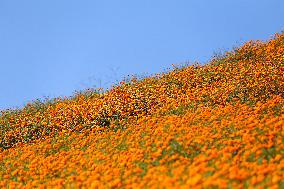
<box><xmin>0</xmin><ymin>0</ymin><xmax>283</xmax><ymax>110</ymax></box>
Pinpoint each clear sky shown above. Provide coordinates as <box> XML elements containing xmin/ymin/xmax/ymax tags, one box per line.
<box><xmin>0</xmin><ymin>0</ymin><xmax>283</xmax><ymax>110</ymax></box>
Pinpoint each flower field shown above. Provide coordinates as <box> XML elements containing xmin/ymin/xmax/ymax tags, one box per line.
<box><xmin>0</xmin><ymin>32</ymin><xmax>284</xmax><ymax>188</ymax></box>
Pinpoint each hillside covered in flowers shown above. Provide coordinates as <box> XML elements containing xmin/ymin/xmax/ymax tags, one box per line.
<box><xmin>0</xmin><ymin>32</ymin><xmax>284</xmax><ymax>188</ymax></box>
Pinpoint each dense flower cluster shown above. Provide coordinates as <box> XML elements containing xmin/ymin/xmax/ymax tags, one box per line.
<box><xmin>0</xmin><ymin>32</ymin><xmax>283</xmax><ymax>188</ymax></box>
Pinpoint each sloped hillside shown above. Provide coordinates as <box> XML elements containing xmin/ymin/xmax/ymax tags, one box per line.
<box><xmin>0</xmin><ymin>32</ymin><xmax>283</xmax><ymax>188</ymax></box>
